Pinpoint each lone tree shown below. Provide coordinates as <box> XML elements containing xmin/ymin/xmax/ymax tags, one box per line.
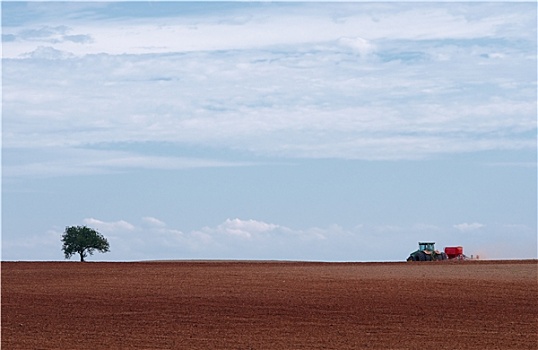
<box><xmin>61</xmin><ymin>226</ymin><xmax>110</xmax><ymax>262</ymax></box>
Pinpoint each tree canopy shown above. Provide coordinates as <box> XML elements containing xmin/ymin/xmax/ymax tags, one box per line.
<box><xmin>61</xmin><ymin>226</ymin><xmax>110</xmax><ymax>262</ymax></box>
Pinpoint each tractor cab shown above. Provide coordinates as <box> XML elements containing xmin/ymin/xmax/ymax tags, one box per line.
<box><xmin>418</xmin><ymin>242</ymin><xmax>436</xmax><ymax>252</ymax></box>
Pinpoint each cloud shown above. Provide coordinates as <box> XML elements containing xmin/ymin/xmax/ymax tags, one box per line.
<box><xmin>2</xmin><ymin>2</ymin><xmax>536</xmax><ymax>174</ymax></box>
<box><xmin>2</xmin><ymin>148</ymin><xmax>254</xmax><ymax>179</ymax></box>
<box><xmin>19</xmin><ymin>25</ymin><xmax>70</xmax><ymax>41</ymax></box>
<box><xmin>63</xmin><ymin>34</ymin><xmax>93</xmax><ymax>44</ymax></box>
<box><xmin>83</xmin><ymin>218</ymin><xmax>136</xmax><ymax>233</ymax></box>
<box><xmin>2</xmin><ymin>33</ymin><xmax>16</xmax><ymax>42</ymax></box>
<box><xmin>211</xmin><ymin>218</ymin><xmax>281</xmax><ymax>239</ymax></box>
<box><xmin>55</xmin><ymin>217</ymin><xmax>341</xmax><ymax>260</ymax></box>
<box><xmin>52</xmin><ymin>218</ymin><xmax>421</xmax><ymax>261</ymax></box>
<box><xmin>2</xmin><ymin>218</ymin><xmax>536</xmax><ymax>261</ymax></box>
<box><xmin>3</xmin><ymin>3</ymin><xmax>535</xmax><ymax>58</ymax></box>
<box><xmin>453</xmin><ymin>222</ymin><xmax>485</xmax><ymax>232</ymax></box>
<box><xmin>21</xmin><ymin>46</ymin><xmax>75</xmax><ymax>60</ymax></box>
<box><xmin>11</xmin><ymin>25</ymin><xmax>93</xmax><ymax>46</ymax></box>
<box><xmin>3</xmin><ymin>43</ymin><xmax>535</xmax><ymax>163</ymax></box>
<box><xmin>338</xmin><ymin>36</ymin><xmax>375</xmax><ymax>56</ymax></box>
<box><xmin>142</xmin><ymin>217</ymin><xmax>167</xmax><ymax>228</ymax></box>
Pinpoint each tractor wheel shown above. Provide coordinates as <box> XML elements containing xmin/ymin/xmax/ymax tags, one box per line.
<box><xmin>439</xmin><ymin>252</ymin><xmax>448</xmax><ymax>260</ymax></box>
<box><xmin>417</xmin><ymin>251</ymin><xmax>426</xmax><ymax>261</ymax></box>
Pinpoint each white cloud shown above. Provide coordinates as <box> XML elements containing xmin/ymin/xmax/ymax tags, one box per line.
<box><xmin>83</xmin><ymin>218</ymin><xmax>136</xmax><ymax>233</ymax></box>
<box><xmin>22</xmin><ymin>46</ymin><xmax>75</xmax><ymax>59</ymax></box>
<box><xmin>142</xmin><ymin>217</ymin><xmax>167</xmax><ymax>228</ymax></box>
<box><xmin>2</xmin><ymin>218</ymin><xmax>536</xmax><ymax>261</ymax></box>
<box><xmin>4</xmin><ymin>38</ymin><xmax>534</xmax><ymax>148</ymax></box>
<box><xmin>453</xmin><ymin>222</ymin><xmax>485</xmax><ymax>232</ymax></box>
<box><xmin>2</xmin><ymin>2</ymin><xmax>536</xmax><ymax>175</ymax></box>
<box><xmin>338</xmin><ymin>37</ymin><xmax>375</xmax><ymax>57</ymax></box>
<box><xmin>211</xmin><ymin>218</ymin><xmax>281</xmax><ymax>239</ymax></box>
<box><xmin>55</xmin><ymin>218</ymin><xmax>432</xmax><ymax>261</ymax></box>
<box><xmin>2</xmin><ymin>148</ymin><xmax>253</xmax><ymax>179</ymax></box>
<box><xmin>4</xmin><ymin>3</ymin><xmax>533</xmax><ymax>58</ymax></box>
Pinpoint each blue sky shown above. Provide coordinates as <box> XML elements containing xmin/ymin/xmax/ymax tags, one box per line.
<box><xmin>2</xmin><ymin>1</ymin><xmax>536</xmax><ymax>261</ymax></box>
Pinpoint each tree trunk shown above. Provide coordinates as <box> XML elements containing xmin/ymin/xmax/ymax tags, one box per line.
<box><xmin>80</xmin><ymin>252</ymin><xmax>85</xmax><ymax>262</ymax></box>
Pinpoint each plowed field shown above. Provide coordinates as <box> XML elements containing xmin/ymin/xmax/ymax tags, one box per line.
<box><xmin>2</xmin><ymin>260</ymin><xmax>537</xmax><ymax>349</ymax></box>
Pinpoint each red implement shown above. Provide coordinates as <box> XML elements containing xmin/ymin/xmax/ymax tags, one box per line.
<box><xmin>444</xmin><ymin>246</ymin><xmax>464</xmax><ymax>259</ymax></box>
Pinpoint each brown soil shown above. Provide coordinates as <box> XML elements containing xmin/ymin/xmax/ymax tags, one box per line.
<box><xmin>2</xmin><ymin>260</ymin><xmax>537</xmax><ymax>349</ymax></box>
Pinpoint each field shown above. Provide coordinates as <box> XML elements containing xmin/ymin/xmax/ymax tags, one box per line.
<box><xmin>2</xmin><ymin>260</ymin><xmax>537</xmax><ymax>349</ymax></box>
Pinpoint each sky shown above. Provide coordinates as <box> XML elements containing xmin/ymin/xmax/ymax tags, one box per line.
<box><xmin>2</xmin><ymin>1</ymin><xmax>536</xmax><ymax>262</ymax></box>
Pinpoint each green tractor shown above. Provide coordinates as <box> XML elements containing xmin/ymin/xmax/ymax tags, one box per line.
<box><xmin>407</xmin><ymin>242</ymin><xmax>448</xmax><ymax>262</ymax></box>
